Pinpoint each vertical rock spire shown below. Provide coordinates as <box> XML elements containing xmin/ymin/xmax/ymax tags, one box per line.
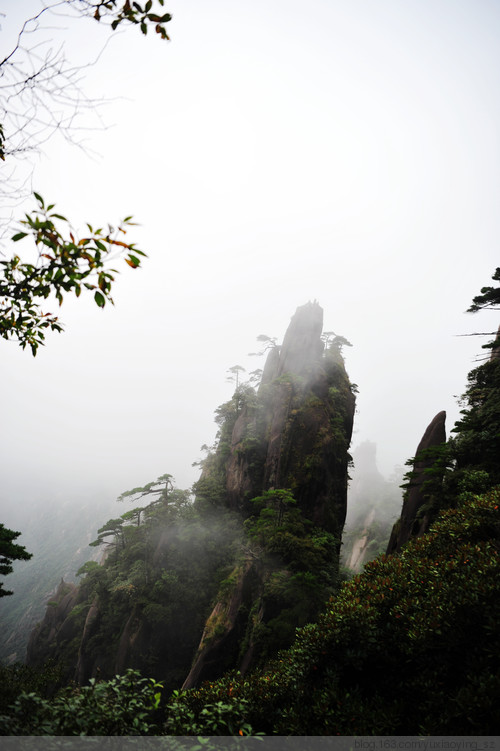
<box><xmin>223</xmin><ymin>301</ymin><xmax>355</xmax><ymax>534</ymax></box>
<box><xmin>387</xmin><ymin>410</ymin><xmax>446</xmax><ymax>554</ymax></box>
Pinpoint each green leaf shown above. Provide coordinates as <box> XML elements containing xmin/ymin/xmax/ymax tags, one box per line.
<box><xmin>94</xmin><ymin>291</ymin><xmax>105</xmax><ymax>308</ymax></box>
<box><xmin>50</xmin><ymin>213</ymin><xmax>68</xmax><ymax>222</ymax></box>
<box><xmin>11</xmin><ymin>232</ymin><xmax>28</xmax><ymax>242</ymax></box>
<box><xmin>33</xmin><ymin>192</ymin><xmax>44</xmax><ymax>207</ymax></box>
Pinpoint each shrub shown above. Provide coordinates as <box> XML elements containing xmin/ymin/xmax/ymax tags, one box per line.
<box><xmin>0</xmin><ymin>669</ymin><xmax>163</xmax><ymax>735</ymax></box>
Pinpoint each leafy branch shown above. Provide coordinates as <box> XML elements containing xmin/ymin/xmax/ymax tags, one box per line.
<box><xmin>117</xmin><ymin>473</ymin><xmax>174</xmax><ymax>504</ymax></box>
<box><xmin>0</xmin><ymin>192</ymin><xmax>146</xmax><ymax>355</ymax></box>
<box><xmin>248</xmin><ymin>333</ymin><xmax>278</xmax><ymax>357</ymax></box>
<box><xmin>465</xmin><ymin>267</ymin><xmax>500</xmax><ymax>356</ymax></box>
<box><xmin>89</xmin><ymin>0</ymin><xmax>172</xmax><ymax>40</ymax></box>
<box><xmin>467</xmin><ymin>267</ymin><xmax>500</xmax><ymax>313</ymax></box>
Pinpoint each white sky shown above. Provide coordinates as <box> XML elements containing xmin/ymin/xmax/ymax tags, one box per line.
<box><xmin>1</xmin><ymin>0</ymin><xmax>499</xmax><ymax>517</ymax></box>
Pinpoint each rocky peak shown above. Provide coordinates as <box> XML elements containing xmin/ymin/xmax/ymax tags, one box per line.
<box><xmin>222</xmin><ymin>302</ymin><xmax>355</xmax><ymax>534</ymax></box>
<box><xmin>387</xmin><ymin>410</ymin><xmax>446</xmax><ymax>554</ymax></box>
<box><xmin>184</xmin><ymin>304</ymin><xmax>356</xmax><ymax>687</ymax></box>
<box><xmin>276</xmin><ymin>301</ymin><xmax>324</xmax><ymax>379</ymax></box>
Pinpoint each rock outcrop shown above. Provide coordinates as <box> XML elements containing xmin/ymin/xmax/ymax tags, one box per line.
<box><xmin>26</xmin><ymin>579</ymin><xmax>80</xmax><ymax>668</ymax></box>
<box><xmin>223</xmin><ymin>302</ymin><xmax>355</xmax><ymax>536</ymax></box>
<box><xmin>344</xmin><ymin>507</ymin><xmax>376</xmax><ymax>573</ymax></box>
<box><xmin>184</xmin><ymin>302</ymin><xmax>356</xmax><ymax>686</ymax></box>
<box><xmin>386</xmin><ymin>411</ymin><xmax>446</xmax><ymax>554</ymax></box>
<box><xmin>182</xmin><ymin>554</ymin><xmax>261</xmax><ymax>689</ymax></box>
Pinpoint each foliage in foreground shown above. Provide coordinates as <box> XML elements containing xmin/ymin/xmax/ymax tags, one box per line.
<box><xmin>0</xmin><ymin>669</ymin><xmax>163</xmax><ymax>735</ymax></box>
<box><xmin>164</xmin><ymin>488</ymin><xmax>500</xmax><ymax>735</ymax></box>
<box><xmin>0</xmin><ymin>661</ymin><xmax>63</xmax><ymax>710</ymax></box>
<box><xmin>4</xmin><ymin>489</ymin><xmax>499</xmax><ymax>735</ymax></box>
<box><xmin>1</xmin><ymin>194</ymin><xmax>145</xmax><ymax>356</ymax></box>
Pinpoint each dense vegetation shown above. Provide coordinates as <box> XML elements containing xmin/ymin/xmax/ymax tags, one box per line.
<box><xmin>25</xmin><ymin>483</ymin><xmax>245</xmax><ymax>693</ymax></box>
<box><xmin>2</xmin><ymin>486</ymin><xmax>499</xmax><ymax>734</ymax></box>
<box><xmin>160</xmin><ymin>327</ymin><xmax>500</xmax><ymax>733</ymax></box>
<box><xmin>163</xmin><ymin>488</ymin><xmax>500</xmax><ymax>735</ymax></box>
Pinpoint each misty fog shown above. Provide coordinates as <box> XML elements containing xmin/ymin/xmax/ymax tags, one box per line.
<box><xmin>1</xmin><ymin>0</ymin><xmax>499</xmax><ymax>599</ymax></box>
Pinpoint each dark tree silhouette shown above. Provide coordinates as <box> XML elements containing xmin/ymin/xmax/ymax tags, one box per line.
<box><xmin>0</xmin><ymin>524</ymin><xmax>32</xmax><ymax>597</ymax></box>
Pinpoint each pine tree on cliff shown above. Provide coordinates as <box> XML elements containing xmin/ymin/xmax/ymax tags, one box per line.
<box><xmin>449</xmin><ymin>267</ymin><xmax>500</xmax><ymax>486</ymax></box>
<box><xmin>0</xmin><ymin>525</ymin><xmax>32</xmax><ymax>598</ymax></box>
<box><xmin>388</xmin><ymin>267</ymin><xmax>500</xmax><ymax>553</ymax></box>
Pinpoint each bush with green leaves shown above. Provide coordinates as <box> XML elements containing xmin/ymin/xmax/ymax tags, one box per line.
<box><xmin>164</xmin><ymin>487</ymin><xmax>500</xmax><ymax>735</ymax></box>
<box><xmin>0</xmin><ymin>661</ymin><xmax>63</xmax><ymax>711</ymax></box>
<box><xmin>245</xmin><ymin>490</ymin><xmax>339</xmax><ymax>576</ymax></box>
<box><xmin>236</xmin><ymin>489</ymin><xmax>341</xmax><ymax>661</ymax></box>
<box><xmin>165</xmin><ymin>689</ymin><xmax>255</xmax><ymax>736</ymax></box>
<box><xmin>0</xmin><ymin>669</ymin><xmax>163</xmax><ymax>735</ymax></box>
<box><xmin>452</xmin><ymin>356</ymin><xmax>500</xmax><ymax>485</ymax></box>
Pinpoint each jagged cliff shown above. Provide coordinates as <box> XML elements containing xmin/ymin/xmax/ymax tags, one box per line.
<box><xmin>183</xmin><ymin>302</ymin><xmax>355</xmax><ymax>686</ymax></box>
<box><xmin>25</xmin><ymin>302</ymin><xmax>356</xmax><ymax>692</ymax></box>
<box><xmin>224</xmin><ymin>301</ymin><xmax>354</xmax><ymax>535</ymax></box>
<box><xmin>386</xmin><ymin>321</ymin><xmax>500</xmax><ymax>559</ymax></box>
<box><xmin>387</xmin><ymin>411</ymin><xmax>446</xmax><ymax>554</ymax></box>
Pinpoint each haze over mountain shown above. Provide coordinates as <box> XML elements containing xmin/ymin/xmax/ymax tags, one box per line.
<box><xmin>1</xmin><ymin>5</ymin><xmax>499</xmax><ymax>736</ymax></box>
<box><xmin>0</xmin><ymin>0</ymin><xmax>498</xmax><ymax>534</ymax></box>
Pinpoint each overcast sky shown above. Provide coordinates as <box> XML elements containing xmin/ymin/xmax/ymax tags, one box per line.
<box><xmin>1</xmin><ymin>0</ymin><xmax>499</xmax><ymax>522</ymax></box>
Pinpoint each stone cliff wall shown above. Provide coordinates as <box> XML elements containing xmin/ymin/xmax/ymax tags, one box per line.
<box><xmin>184</xmin><ymin>302</ymin><xmax>356</xmax><ymax>686</ymax></box>
<box><xmin>224</xmin><ymin>302</ymin><xmax>355</xmax><ymax>537</ymax></box>
<box><xmin>387</xmin><ymin>411</ymin><xmax>446</xmax><ymax>555</ymax></box>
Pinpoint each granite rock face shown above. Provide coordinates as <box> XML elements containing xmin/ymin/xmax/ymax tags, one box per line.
<box><xmin>224</xmin><ymin>301</ymin><xmax>355</xmax><ymax>536</ymax></box>
<box><xmin>184</xmin><ymin>302</ymin><xmax>356</xmax><ymax>686</ymax></box>
<box><xmin>387</xmin><ymin>411</ymin><xmax>446</xmax><ymax>555</ymax></box>
<box><xmin>26</xmin><ymin>579</ymin><xmax>80</xmax><ymax>668</ymax></box>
